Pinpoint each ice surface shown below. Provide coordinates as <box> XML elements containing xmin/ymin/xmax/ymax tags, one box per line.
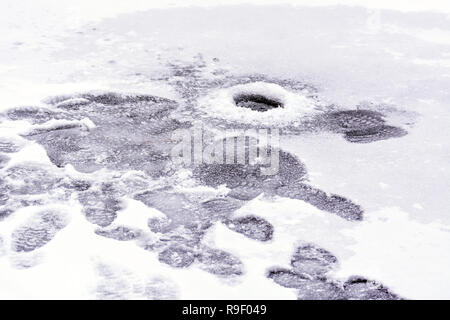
<box><xmin>0</xmin><ymin>1</ymin><xmax>449</xmax><ymax>300</ymax></box>
<box><xmin>265</xmin><ymin>243</ymin><xmax>399</xmax><ymax>299</ymax></box>
<box><xmin>0</xmin><ymin>139</ymin><xmax>23</xmax><ymax>153</ymax></box>
<box><xmin>224</xmin><ymin>216</ymin><xmax>274</xmax><ymax>242</ymax></box>
<box><xmin>158</xmin><ymin>246</ymin><xmax>196</xmax><ymax>268</ymax></box>
<box><xmin>11</xmin><ymin>209</ymin><xmax>69</xmax><ymax>252</ymax></box>
<box><xmin>291</xmin><ymin>244</ymin><xmax>338</xmax><ymax>276</ymax></box>
<box><xmin>95</xmin><ymin>226</ymin><xmax>141</xmax><ymax>241</ymax></box>
<box><xmin>196</xmin><ymin>247</ymin><xmax>243</xmax><ymax>276</ymax></box>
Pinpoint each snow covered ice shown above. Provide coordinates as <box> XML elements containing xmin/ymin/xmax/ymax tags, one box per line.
<box><xmin>0</xmin><ymin>0</ymin><xmax>450</xmax><ymax>300</ymax></box>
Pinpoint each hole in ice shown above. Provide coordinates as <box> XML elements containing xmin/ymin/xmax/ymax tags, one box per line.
<box><xmin>233</xmin><ymin>93</ymin><xmax>283</xmax><ymax>112</ymax></box>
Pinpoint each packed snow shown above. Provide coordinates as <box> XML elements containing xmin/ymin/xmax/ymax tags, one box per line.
<box><xmin>0</xmin><ymin>0</ymin><xmax>450</xmax><ymax>300</ymax></box>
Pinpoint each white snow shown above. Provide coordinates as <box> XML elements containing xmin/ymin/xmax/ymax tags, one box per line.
<box><xmin>197</xmin><ymin>82</ymin><xmax>320</xmax><ymax>126</ymax></box>
<box><xmin>1</xmin><ymin>0</ymin><xmax>450</xmax><ymax>300</ymax></box>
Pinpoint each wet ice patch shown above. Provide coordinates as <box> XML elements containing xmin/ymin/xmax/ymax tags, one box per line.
<box><xmin>53</xmin><ymin>98</ymin><xmax>91</xmax><ymax>109</ymax></box>
<box><xmin>0</xmin><ymin>138</ymin><xmax>24</xmax><ymax>153</ymax></box>
<box><xmin>316</xmin><ymin>109</ymin><xmax>409</xmax><ymax>143</ymax></box>
<box><xmin>134</xmin><ymin>189</ymin><xmax>202</xmax><ymax>231</ymax></box>
<box><xmin>267</xmin><ymin>268</ymin><xmax>346</xmax><ymax>299</ymax></box>
<box><xmin>275</xmin><ymin>183</ymin><xmax>364</xmax><ymax>221</ymax></box>
<box><xmin>200</xmin><ymin>197</ymin><xmax>246</xmax><ymax>219</ymax></box>
<box><xmin>78</xmin><ymin>185</ymin><xmax>123</xmax><ymax>227</ymax></box>
<box><xmin>0</xmin><ymin>209</ymin><xmax>13</xmax><ymax>221</ymax></box>
<box><xmin>0</xmin><ymin>189</ymin><xmax>9</xmax><ymax>207</ymax></box>
<box><xmin>4</xmin><ymin>162</ymin><xmax>63</xmax><ymax>195</ymax></box>
<box><xmin>267</xmin><ymin>268</ymin><xmax>310</xmax><ymax>289</ymax></box>
<box><xmin>224</xmin><ymin>215</ymin><xmax>274</xmax><ymax>242</ymax></box>
<box><xmin>4</xmin><ymin>106</ymin><xmax>67</xmax><ymax>124</ymax></box>
<box><xmin>23</xmin><ymin>118</ymin><xmax>95</xmax><ymax>136</ymax></box>
<box><xmin>158</xmin><ymin>245</ymin><xmax>195</xmax><ymax>268</ymax></box>
<box><xmin>197</xmin><ymin>247</ymin><xmax>243</xmax><ymax>276</ymax></box>
<box><xmin>11</xmin><ymin>208</ymin><xmax>69</xmax><ymax>253</ymax></box>
<box><xmin>147</xmin><ymin>216</ymin><xmax>172</xmax><ymax>233</ymax></box>
<box><xmin>95</xmin><ymin>226</ymin><xmax>141</xmax><ymax>241</ymax></box>
<box><xmin>197</xmin><ymin>82</ymin><xmax>320</xmax><ymax>126</ymax></box>
<box><xmin>26</xmin><ymin>92</ymin><xmax>188</xmax><ymax>177</ymax></box>
<box><xmin>266</xmin><ymin>243</ymin><xmax>400</xmax><ymax>300</ymax></box>
<box><xmin>343</xmin><ymin>276</ymin><xmax>401</xmax><ymax>300</ymax></box>
<box><xmin>296</xmin><ymin>279</ymin><xmax>345</xmax><ymax>300</ymax></box>
<box><xmin>193</xmin><ymin>145</ymin><xmax>363</xmax><ymax>221</ymax></box>
<box><xmin>343</xmin><ymin>125</ymin><xmax>407</xmax><ymax>143</ymax></box>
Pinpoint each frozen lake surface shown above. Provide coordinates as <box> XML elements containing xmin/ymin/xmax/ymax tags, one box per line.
<box><xmin>0</xmin><ymin>1</ymin><xmax>449</xmax><ymax>299</ymax></box>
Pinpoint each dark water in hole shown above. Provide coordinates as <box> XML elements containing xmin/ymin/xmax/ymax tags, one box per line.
<box><xmin>234</xmin><ymin>93</ymin><xmax>283</xmax><ymax>112</ymax></box>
